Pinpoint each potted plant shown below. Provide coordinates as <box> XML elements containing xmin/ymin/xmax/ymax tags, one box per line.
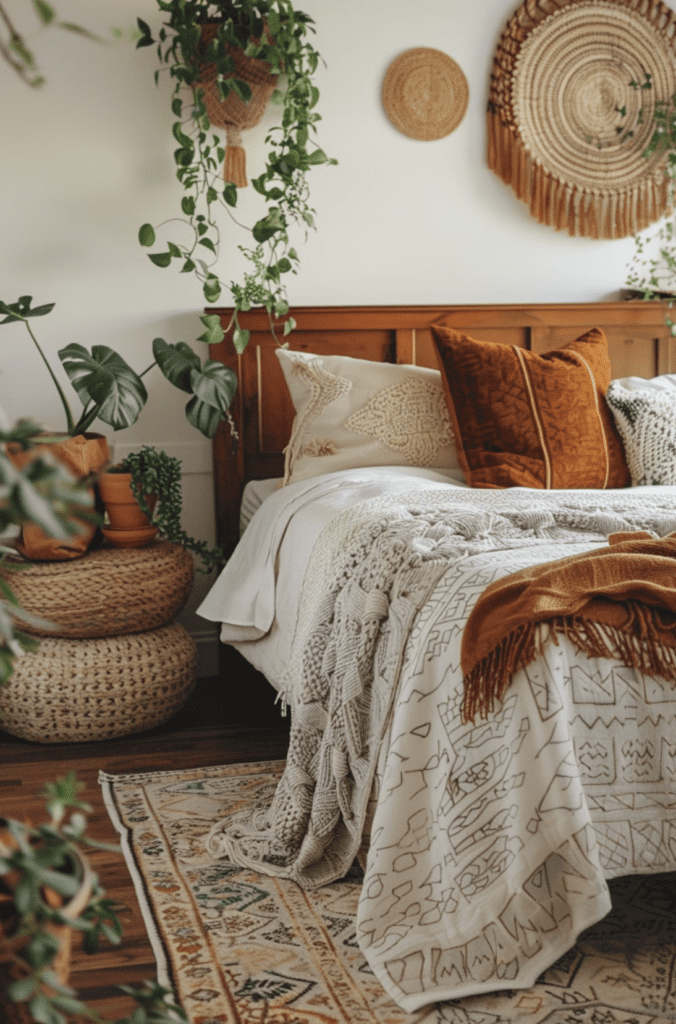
<box><xmin>135</xmin><ymin>0</ymin><xmax>337</xmax><ymax>350</ymax></box>
<box><xmin>0</xmin><ymin>297</ymin><xmax>236</xmax><ymax>558</ymax></box>
<box><xmin>0</xmin><ymin>770</ymin><xmax>187</xmax><ymax>1024</ymax></box>
<box><xmin>99</xmin><ymin>445</ymin><xmax>225</xmax><ymax>573</ymax></box>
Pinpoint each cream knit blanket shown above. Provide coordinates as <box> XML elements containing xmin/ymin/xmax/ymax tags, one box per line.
<box><xmin>206</xmin><ymin>487</ymin><xmax>676</xmax><ymax>888</ymax></box>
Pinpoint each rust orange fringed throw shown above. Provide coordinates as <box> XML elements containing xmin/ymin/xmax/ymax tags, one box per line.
<box><xmin>462</xmin><ymin>531</ymin><xmax>676</xmax><ymax>722</ymax></box>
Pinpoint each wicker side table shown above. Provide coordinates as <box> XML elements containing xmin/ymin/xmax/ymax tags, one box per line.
<box><xmin>0</xmin><ymin>542</ymin><xmax>198</xmax><ymax>743</ymax></box>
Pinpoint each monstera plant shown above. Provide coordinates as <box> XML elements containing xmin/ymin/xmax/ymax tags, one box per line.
<box><xmin>0</xmin><ymin>297</ymin><xmax>236</xmax><ymax>440</ymax></box>
<box><xmin>136</xmin><ymin>0</ymin><xmax>336</xmax><ymax>349</ymax></box>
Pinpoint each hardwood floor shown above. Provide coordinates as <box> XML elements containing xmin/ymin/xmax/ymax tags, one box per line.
<box><xmin>0</xmin><ymin>654</ymin><xmax>291</xmax><ymax>1020</ymax></box>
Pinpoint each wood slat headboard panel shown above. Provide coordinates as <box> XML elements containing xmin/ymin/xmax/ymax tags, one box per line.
<box><xmin>208</xmin><ymin>302</ymin><xmax>674</xmax><ymax>549</ymax></box>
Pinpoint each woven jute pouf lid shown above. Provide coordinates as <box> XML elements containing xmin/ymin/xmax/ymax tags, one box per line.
<box><xmin>1</xmin><ymin>541</ymin><xmax>194</xmax><ymax>638</ymax></box>
<box><xmin>382</xmin><ymin>47</ymin><xmax>469</xmax><ymax>140</ymax></box>
<box><xmin>488</xmin><ymin>0</ymin><xmax>676</xmax><ymax>238</ymax></box>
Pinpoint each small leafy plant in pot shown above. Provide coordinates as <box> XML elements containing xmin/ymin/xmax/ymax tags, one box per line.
<box><xmin>0</xmin><ymin>771</ymin><xmax>186</xmax><ymax>1024</ymax></box>
<box><xmin>99</xmin><ymin>445</ymin><xmax>225</xmax><ymax>573</ymax></box>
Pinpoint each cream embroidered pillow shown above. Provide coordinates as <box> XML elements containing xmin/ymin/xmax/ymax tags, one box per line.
<box><xmin>275</xmin><ymin>349</ymin><xmax>463</xmax><ymax>485</ymax></box>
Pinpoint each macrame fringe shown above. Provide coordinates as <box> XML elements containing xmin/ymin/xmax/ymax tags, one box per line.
<box><xmin>462</xmin><ymin>607</ymin><xmax>676</xmax><ymax>724</ymax></box>
<box><xmin>224</xmin><ymin>145</ymin><xmax>247</xmax><ymax>187</ymax></box>
<box><xmin>486</xmin><ymin>108</ymin><xmax>673</xmax><ymax>239</ymax></box>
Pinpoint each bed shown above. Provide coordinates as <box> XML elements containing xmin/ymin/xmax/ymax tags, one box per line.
<box><xmin>198</xmin><ymin>302</ymin><xmax>676</xmax><ymax>1012</ymax></box>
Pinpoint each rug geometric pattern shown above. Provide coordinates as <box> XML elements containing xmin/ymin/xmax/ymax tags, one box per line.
<box><xmin>99</xmin><ymin>761</ymin><xmax>676</xmax><ymax>1024</ymax></box>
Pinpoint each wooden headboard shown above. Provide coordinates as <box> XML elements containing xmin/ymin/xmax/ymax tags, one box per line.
<box><xmin>207</xmin><ymin>301</ymin><xmax>675</xmax><ymax>548</ymax></box>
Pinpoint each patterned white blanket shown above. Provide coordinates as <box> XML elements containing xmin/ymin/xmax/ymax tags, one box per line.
<box><xmin>207</xmin><ymin>487</ymin><xmax>676</xmax><ymax>1010</ymax></box>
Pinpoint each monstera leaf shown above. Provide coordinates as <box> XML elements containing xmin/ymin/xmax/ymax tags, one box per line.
<box><xmin>58</xmin><ymin>344</ymin><xmax>148</xmax><ymax>431</ymax></box>
<box><xmin>153</xmin><ymin>339</ymin><xmax>237</xmax><ymax>438</ymax></box>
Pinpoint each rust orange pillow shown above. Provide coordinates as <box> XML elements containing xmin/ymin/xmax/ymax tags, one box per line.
<box><xmin>431</xmin><ymin>326</ymin><xmax>630</xmax><ymax>490</ymax></box>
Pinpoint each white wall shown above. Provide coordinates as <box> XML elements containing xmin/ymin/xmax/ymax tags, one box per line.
<box><xmin>0</xmin><ymin>0</ymin><xmax>661</xmax><ymax>672</ymax></box>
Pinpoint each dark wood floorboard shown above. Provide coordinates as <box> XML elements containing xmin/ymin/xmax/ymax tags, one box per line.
<box><xmin>0</xmin><ymin>652</ymin><xmax>290</xmax><ymax>1020</ymax></box>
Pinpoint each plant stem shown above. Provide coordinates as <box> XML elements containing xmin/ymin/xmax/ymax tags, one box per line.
<box><xmin>23</xmin><ymin>318</ymin><xmax>75</xmax><ymax>434</ymax></box>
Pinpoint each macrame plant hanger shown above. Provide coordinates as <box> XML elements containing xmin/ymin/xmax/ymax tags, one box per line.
<box><xmin>195</xmin><ymin>24</ymin><xmax>278</xmax><ymax>187</ymax></box>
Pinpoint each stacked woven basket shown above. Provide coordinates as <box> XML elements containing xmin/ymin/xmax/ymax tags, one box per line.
<box><xmin>0</xmin><ymin>542</ymin><xmax>198</xmax><ymax>743</ymax></box>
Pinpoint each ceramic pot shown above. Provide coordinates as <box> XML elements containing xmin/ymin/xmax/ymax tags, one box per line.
<box><xmin>97</xmin><ymin>472</ymin><xmax>158</xmax><ymax>548</ymax></box>
<box><xmin>6</xmin><ymin>433</ymin><xmax>110</xmax><ymax>561</ymax></box>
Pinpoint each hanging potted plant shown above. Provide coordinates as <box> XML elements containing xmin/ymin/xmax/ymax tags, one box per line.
<box><xmin>136</xmin><ymin>0</ymin><xmax>337</xmax><ymax>350</ymax></box>
<box><xmin>0</xmin><ymin>298</ymin><xmax>236</xmax><ymax>559</ymax></box>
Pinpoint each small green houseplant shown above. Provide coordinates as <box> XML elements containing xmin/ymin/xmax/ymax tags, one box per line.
<box><xmin>136</xmin><ymin>0</ymin><xmax>336</xmax><ymax>349</ymax></box>
<box><xmin>0</xmin><ymin>771</ymin><xmax>187</xmax><ymax>1024</ymax></box>
<box><xmin>101</xmin><ymin>445</ymin><xmax>225</xmax><ymax>573</ymax></box>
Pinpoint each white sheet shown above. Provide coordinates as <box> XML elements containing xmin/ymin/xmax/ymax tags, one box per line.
<box><xmin>199</xmin><ymin>466</ymin><xmax>468</xmax><ymax>691</ymax></box>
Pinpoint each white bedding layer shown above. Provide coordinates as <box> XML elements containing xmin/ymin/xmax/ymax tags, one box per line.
<box><xmin>200</xmin><ymin>466</ymin><xmax>467</xmax><ymax>691</ymax></box>
<box><xmin>198</xmin><ymin>471</ymin><xmax>676</xmax><ymax>1010</ymax></box>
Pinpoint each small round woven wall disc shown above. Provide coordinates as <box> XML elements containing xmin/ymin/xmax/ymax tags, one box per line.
<box><xmin>382</xmin><ymin>47</ymin><xmax>469</xmax><ymax>141</ymax></box>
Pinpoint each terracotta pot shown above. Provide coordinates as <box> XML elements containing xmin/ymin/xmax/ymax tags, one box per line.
<box><xmin>0</xmin><ymin>834</ymin><xmax>93</xmax><ymax>1024</ymax></box>
<box><xmin>97</xmin><ymin>472</ymin><xmax>158</xmax><ymax>548</ymax></box>
<box><xmin>6</xmin><ymin>433</ymin><xmax>110</xmax><ymax>561</ymax></box>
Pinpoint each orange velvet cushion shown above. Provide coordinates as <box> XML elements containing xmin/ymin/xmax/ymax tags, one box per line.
<box><xmin>431</xmin><ymin>326</ymin><xmax>631</xmax><ymax>490</ymax></box>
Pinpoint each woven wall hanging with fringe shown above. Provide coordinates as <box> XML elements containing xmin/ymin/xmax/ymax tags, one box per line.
<box><xmin>383</xmin><ymin>47</ymin><xmax>469</xmax><ymax>140</ymax></box>
<box><xmin>194</xmin><ymin>23</ymin><xmax>278</xmax><ymax>187</ymax></box>
<box><xmin>488</xmin><ymin>0</ymin><xmax>676</xmax><ymax>238</ymax></box>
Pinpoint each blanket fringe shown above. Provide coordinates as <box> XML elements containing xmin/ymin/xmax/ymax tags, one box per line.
<box><xmin>462</xmin><ymin>607</ymin><xmax>676</xmax><ymax>723</ymax></box>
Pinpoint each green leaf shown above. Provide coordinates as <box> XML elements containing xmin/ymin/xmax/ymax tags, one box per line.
<box><xmin>171</xmin><ymin>96</ymin><xmax>183</xmax><ymax>117</ymax></box>
<box><xmin>283</xmin><ymin>317</ymin><xmax>297</xmax><ymax>336</ymax></box>
<box><xmin>153</xmin><ymin>338</ymin><xmax>200</xmax><ymax>394</ymax></box>
<box><xmin>7</xmin><ymin>975</ymin><xmax>38</xmax><ymax>1002</ymax></box>
<box><xmin>33</xmin><ymin>0</ymin><xmax>55</xmax><ymax>25</ymax></box>
<box><xmin>231</xmin><ymin>78</ymin><xmax>253</xmax><ymax>103</ymax></box>
<box><xmin>167</xmin><ymin>242</ymin><xmax>182</xmax><ymax>257</ymax></box>
<box><xmin>191</xmin><ymin>360</ymin><xmax>237</xmax><ymax>414</ymax></box>
<box><xmin>28</xmin><ymin>993</ymin><xmax>63</xmax><ymax>1024</ymax></box>
<box><xmin>203</xmin><ymin>278</ymin><xmax>221</xmax><ymax>303</ymax></box>
<box><xmin>197</xmin><ymin>314</ymin><xmax>224</xmax><ymax>346</ymax></box>
<box><xmin>206</xmin><ymin>187</ymin><xmax>218</xmax><ymax>204</ymax></box>
<box><xmin>267</xmin><ymin>10</ymin><xmax>281</xmax><ymax>34</ymax></box>
<box><xmin>198</xmin><ymin>237</ymin><xmax>216</xmax><ymax>253</ymax></box>
<box><xmin>172</xmin><ymin>122</ymin><xmax>193</xmax><ymax>149</ymax></box>
<box><xmin>58</xmin><ymin>344</ymin><xmax>148</xmax><ymax>431</ymax></box>
<box><xmin>277</xmin><ymin>258</ymin><xmax>292</xmax><ymax>274</ymax></box>
<box><xmin>135</xmin><ymin>17</ymin><xmax>154</xmax><ymax>48</ymax></box>
<box><xmin>252</xmin><ymin>208</ymin><xmax>284</xmax><ymax>244</ymax></box>
<box><xmin>181</xmin><ymin>258</ymin><xmax>196</xmax><ymax>273</ymax></box>
<box><xmin>232</xmin><ymin>327</ymin><xmax>250</xmax><ymax>354</ymax></box>
<box><xmin>181</xmin><ymin>196</ymin><xmax>196</xmax><ymax>216</ymax></box>
<box><xmin>308</xmin><ymin>147</ymin><xmax>328</xmax><ymax>165</ymax></box>
<box><xmin>223</xmin><ymin>183</ymin><xmax>238</xmax><ymax>207</ymax></box>
<box><xmin>138</xmin><ymin>223</ymin><xmax>156</xmax><ymax>247</ymax></box>
<box><xmin>148</xmin><ymin>252</ymin><xmax>172</xmax><ymax>268</ymax></box>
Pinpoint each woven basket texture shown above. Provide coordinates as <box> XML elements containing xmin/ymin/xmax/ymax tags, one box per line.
<box><xmin>487</xmin><ymin>0</ymin><xmax>676</xmax><ymax>238</ymax></box>
<box><xmin>0</xmin><ymin>622</ymin><xmax>198</xmax><ymax>743</ymax></box>
<box><xmin>382</xmin><ymin>47</ymin><xmax>469</xmax><ymax>141</ymax></box>
<box><xmin>0</xmin><ymin>542</ymin><xmax>194</xmax><ymax>638</ymax></box>
<box><xmin>195</xmin><ymin>24</ymin><xmax>277</xmax><ymax>131</ymax></box>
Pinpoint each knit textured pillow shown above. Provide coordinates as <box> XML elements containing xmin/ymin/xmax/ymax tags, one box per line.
<box><xmin>275</xmin><ymin>349</ymin><xmax>463</xmax><ymax>485</ymax></box>
<box><xmin>606</xmin><ymin>381</ymin><xmax>676</xmax><ymax>486</ymax></box>
<box><xmin>431</xmin><ymin>326</ymin><xmax>631</xmax><ymax>490</ymax></box>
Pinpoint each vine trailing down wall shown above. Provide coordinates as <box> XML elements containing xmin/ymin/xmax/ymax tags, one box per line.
<box><xmin>136</xmin><ymin>0</ymin><xmax>337</xmax><ymax>351</ymax></box>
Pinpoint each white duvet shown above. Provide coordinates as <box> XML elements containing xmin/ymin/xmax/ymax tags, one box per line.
<box><xmin>198</xmin><ymin>469</ymin><xmax>676</xmax><ymax>1011</ymax></box>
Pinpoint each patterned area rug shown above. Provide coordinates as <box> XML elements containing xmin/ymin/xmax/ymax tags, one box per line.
<box><xmin>100</xmin><ymin>761</ymin><xmax>676</xmax><ymax>1024</ymax></box>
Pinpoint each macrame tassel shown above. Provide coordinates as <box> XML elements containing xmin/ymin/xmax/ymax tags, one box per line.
<box><xmin>224</xmin><ymin>125</ymin><xmax>247</xmax><ymax>187</ymax></box>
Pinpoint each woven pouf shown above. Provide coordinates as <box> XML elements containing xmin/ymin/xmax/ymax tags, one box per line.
<box><xmin>0</xmin><ymin>622</ymin><xmax>198</xmax><ymax>743</ymax></box>
<box><xmin>0</xmin><ymin>542</ymin><xmax>194</xmax><ymax>637</ymax></box>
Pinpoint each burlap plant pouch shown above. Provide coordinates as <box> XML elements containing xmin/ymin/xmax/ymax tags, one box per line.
<box><xmin>488</xmin><ymin>0</ymin><xmax>676</xmax><ymax>238</ymax></box>
<box><xmin>7</xmin><ymin>433</ymin><xmax>110</xmax><ymax>561</ymax></box>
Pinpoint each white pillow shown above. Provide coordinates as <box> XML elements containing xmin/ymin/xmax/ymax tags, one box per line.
<box><xmin>275</xmin><ymin>349</ymin><xmax>464</xmax><ymax>485</ymax></box>
<box><xmin>612</xmin><ymin>372</ymin><xmax>676</xmax><ymax>393</ymax></box>
<box><xmin>606</xmin><ymin>380</ymin><xmax>676</xmax><ymax>486</ymax></box>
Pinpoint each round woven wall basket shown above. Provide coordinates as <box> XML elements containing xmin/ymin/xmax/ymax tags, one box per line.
<box><xmin>488</xmin><ymin>0</ymin><xmax>676</xmax><ymax>238</ymax></box>
<box><xmin>382</xmin><ymin>47</ymin><xmax>469</xmax><ymax>140</ymax></box>
<box><xmin>0</xmin><ymin>541</ymin><xmax>194</xmax><ymax>638</ymax></box>
<box><xmin>0</xmin><ymin>622</ymin><xmax>197</xmax><ymax>743</ymax></box>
